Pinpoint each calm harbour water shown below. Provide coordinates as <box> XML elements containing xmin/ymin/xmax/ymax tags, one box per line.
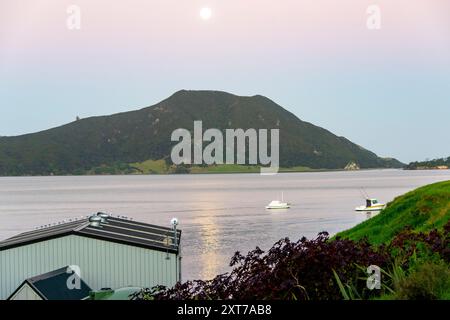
<box><xmin>1</xmin><ymin>169</ymin><xmax>449</xmax><ymax>281</ymax></box>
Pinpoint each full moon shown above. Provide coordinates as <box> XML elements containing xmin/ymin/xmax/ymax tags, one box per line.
<box><xmin>199</xmin><ymin>7</ymin><xmax>212</xmax><ymax>20</ymax></box>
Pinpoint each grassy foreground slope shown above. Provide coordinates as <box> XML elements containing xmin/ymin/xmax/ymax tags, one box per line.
<box><xmin>337</xmin><ymin>180</ymin><xmax>450</xmax><ymax>244</ymax></box>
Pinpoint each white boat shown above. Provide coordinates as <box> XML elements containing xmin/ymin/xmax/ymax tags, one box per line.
<box><xmin>266</xmin><ymin>200</ymin><xmax>290</xmax><ymax>209</ymax></box>
<box><xmin>355</xmin><ymin>198</ymin><xmax>386</xmax><ymax>212</ymax></box>
<box><xmin>266</xmin><ymin>193</ymin><xmax>290</xmax><ymax>209</ymax></box>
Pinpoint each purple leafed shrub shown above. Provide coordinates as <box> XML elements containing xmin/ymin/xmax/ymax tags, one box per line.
<box><xmin>132</xmin><ymin>222</ymin><xmax>450</xmax><ymax>300</ymax></box>
<box><xmin>389</xmin><ymin>222</ymin><xmax>450</xmax><ymax>263</ymax></box>
<box><xmin>143</xmin><ymin>232</ymin><xmax>390</xmax><ymax>300</ymax></box>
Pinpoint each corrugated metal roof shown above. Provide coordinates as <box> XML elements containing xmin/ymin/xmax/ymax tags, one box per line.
<box><xmin>0</xmin><ymin>215</ymin><xmax>181</xmax><ymax>254</ymax></box>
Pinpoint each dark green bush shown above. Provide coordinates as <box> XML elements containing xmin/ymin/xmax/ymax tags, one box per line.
<box><xmin>396</xmin><ymin>261</ymin><xmax>450</xmax><ymax>300</ymax></box>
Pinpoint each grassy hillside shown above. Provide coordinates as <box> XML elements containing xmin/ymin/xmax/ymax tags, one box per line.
<box><xmin>189</xmin><ymin>164</ymin><xmax>315</xmax><ymax>174</ymax></box>
<box><xmin>84</xmin><ymin>160</ymin><xmax>319</xmax><ymax>175</ymax></box>
<box><xmin>130</xmin><ymin>159</ymin><xmax>169</xmax><ymax>174</ymax></box>
<box><xmin>337</xmin><ymin>180</ymin><xmax>450</xmax><ymax>244</ymax></box>
<box><xmin>0</xmin><ymin>90</ymin><xmax>403</xmax><ymax>176</ymax></box>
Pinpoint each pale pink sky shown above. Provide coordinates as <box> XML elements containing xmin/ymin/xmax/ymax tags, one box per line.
<box><xmin>1</xmin><ymin>0</ymin><xmax>449</xmax><ymax>69</ymax></box>
<box><xmin>1</xmin><ymin>1</ymin><xmax>449</xmax><ymax>162</ymax></box>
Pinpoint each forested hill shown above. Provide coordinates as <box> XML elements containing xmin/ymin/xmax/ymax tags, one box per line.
<box><xmin>406</xmin><ymin>157</ymin><xmax>450</xmax><ymax>170</ymax></box>
<box><xmin>0</xmin><ymin>90</ymin><xmax>403</xmax><ymax>175</ymax></box>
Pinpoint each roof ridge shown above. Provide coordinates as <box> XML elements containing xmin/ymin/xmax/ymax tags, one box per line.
<box><xmin>0</xmin><ymin>215</ymin><xmax>181</xmax><ymax>254</ymax></box>
<box><xmin>27</xmin><ymin>266</ymin><xmax>70</xmax><ymax>282</ymax></box>
<box><xmin>3</xmin><ymin>219</ymin><xmax>87</xmax><ymax>241</ymax></box>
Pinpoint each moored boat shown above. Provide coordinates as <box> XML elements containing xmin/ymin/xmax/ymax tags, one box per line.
<box><xmin>355</xmin><ymin>198</ymin><xmax>386</xmax><ymax>212</ymax></box>
<box><xmin>266</xmin><ymin>200</ymin><xmax>290</xmax><ymax>209</ymax></box>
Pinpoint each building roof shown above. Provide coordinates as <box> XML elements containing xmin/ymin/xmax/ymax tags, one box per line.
<box><xmin>8</xmin><ymin>266</ymin><xmax>92</xmax><ymax>300</ymax></box>
<box><xmin>0</xmin><ymin>214</ymin><xmax>181</xmax><ymax>254</ymax></box>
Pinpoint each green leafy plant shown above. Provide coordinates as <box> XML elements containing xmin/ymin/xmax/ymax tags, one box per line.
<box><xmin>395</xmin><ymin>261</ymin><xmax>450</xmax><ymax>300</ymax></box>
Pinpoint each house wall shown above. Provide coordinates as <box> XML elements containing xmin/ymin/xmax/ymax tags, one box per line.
<box><xmin>8</xmin><ymin>283</ymin><xmax>42</xmax><ymax>300</ymax></box>
<box><xmin>0</xmin><ymin>235</ymin><xmax>180</xmax><ymax>300</ymax></box>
